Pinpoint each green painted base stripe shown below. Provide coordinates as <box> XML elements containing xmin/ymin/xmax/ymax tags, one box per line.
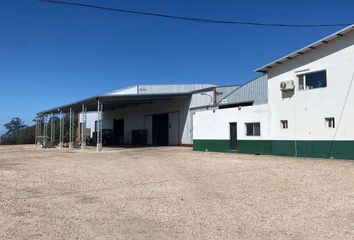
<box><xmin>193</xmin><ymin>139</ymin><xmax>354</xmax><ymax>160</ymax></box>
<box><xmin>193</xmin><ymin>139</ymin><xmax>230</xmax><ymax>152</ymax></box>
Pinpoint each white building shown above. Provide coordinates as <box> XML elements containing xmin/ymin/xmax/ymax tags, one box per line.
<box><xmin>193</xmin><ymin>25</ymin><xmax>354</xmax><ymax>159</ymax></box>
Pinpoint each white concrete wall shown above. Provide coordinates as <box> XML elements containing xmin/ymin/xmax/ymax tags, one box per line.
<box><xmin>267</xmin><ymin>29</ymin><xmax>354</xmax><ymax>141</ymax></box>
<box><xmin>193</xmin><ymin>104</ymin><xmax>271</xmax><ymax>140</ymax></box>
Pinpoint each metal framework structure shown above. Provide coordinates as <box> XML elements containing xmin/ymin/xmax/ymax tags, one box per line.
<box><xmin>97</xmin><ymin>100</ymin><xmax>103</xmax><ymax>151</ymax></box>
<box><xmin>35</xmin><ymin>107</ymin><xmax>96</xmax><ymax>150</ymax></box>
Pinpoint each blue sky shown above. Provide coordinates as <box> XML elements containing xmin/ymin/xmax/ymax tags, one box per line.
<box><xmin>1</xmin><ymin>0</ymin><xmax>353</xmax><ymax>134</ymax></box>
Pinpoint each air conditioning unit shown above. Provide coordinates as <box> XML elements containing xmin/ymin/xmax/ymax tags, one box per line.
<box><xmin>280</xmin><ymin>81</ymin><xmax>295</xmax><ymax>91</ymax></box>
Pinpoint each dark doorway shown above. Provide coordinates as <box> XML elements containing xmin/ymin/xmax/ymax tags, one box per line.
<box><xmin>152</xmin><ymin>114</ymin><xmax>169</xmax><ymax>146</ymax></box>
<box><xmin>113</xmin><ymin>119</ymin><xmax>124</xmax><ymax>145</ymax></box>
<box><xmin>229</xmin><ymin>122</ymin><xmax>237</xmax><ymax>151</ymax></box>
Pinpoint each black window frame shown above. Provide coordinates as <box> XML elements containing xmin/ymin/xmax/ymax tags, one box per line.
<box><xmin>245</xmin><ymin>122</ymin><xmax>261</xmax><ymax>136</ymax></box>
<box><xmin>280</xmin><ymin>120</ymin><xmax>288</xmax><ymax>129</ymax></box>
<box><xmin>325</xmin><ymin>117</ymin><xmax>335</xmax><ymax>128</ymax></box>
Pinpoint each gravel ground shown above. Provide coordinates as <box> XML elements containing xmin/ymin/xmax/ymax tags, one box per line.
<box><xmin>0</xmin><ymin>145</ymin><xmax>354</xmax><ymax>240</ymax></box>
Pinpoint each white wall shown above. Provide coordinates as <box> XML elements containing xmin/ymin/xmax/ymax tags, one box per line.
<box><xmin>193</xmin><ymin>104</ymin><xmax>271</xmax><ymax>140</ymax></box>
<box><xmin>80</xmin><ymin>112</ymin><xmax>97</xmax><ymax>138</ymax></box>
<box><xmin>267</xmin><ymin>29</ymin><xmax>354</xmax><ymax>141</ymax></box>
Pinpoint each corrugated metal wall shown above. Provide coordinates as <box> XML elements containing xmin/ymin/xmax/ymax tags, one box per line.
<box><xmin>217</xmin><ymin>75</ymin><xmax>268</xmax><ymax>106</ymax></box>
<box><xmin>215</xmin><ymin>86</ymin><xmax>240</xmax><ymax>103</ymax></box>
<box><xmin>189</xmin><ymin>91</ymin><xmax>215</xmax><ymax>109</ymax></box>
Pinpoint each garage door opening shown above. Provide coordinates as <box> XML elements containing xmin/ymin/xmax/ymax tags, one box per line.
<box><xmin>113</xmin><ymin>119</ymin><xmax>124</xmax><ymax>145</ymax></box>
<box><xmin>152</xmin><ymin>114</ymin><xmax>169</xmax><ymax>146</ymax></box>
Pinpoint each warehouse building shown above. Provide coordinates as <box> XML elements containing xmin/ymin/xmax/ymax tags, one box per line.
<box><xmin>36</xmin><ymin>83</ymin><xmax>237</xmax><ymax>150</ymax></box>
<box><xmin>193</xmin><ymin>24</ymin><xmax>354</xmax><ymax>159</ymax></box>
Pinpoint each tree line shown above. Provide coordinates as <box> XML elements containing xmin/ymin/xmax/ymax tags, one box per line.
<box><xmin>0</xmin><ymin>116</ymin><xmax>79</xmax><ymax>145</ymax></box>
<box><xmin>0</xmin><ymin>118</ymin><xmax>35</xmax><ymax>145</ymax></box>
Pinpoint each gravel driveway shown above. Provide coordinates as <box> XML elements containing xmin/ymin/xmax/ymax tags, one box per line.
<box><xmin>0</xmin><ymin>145</ymin><xmax>353</xmax><ymax>239</ymax></box>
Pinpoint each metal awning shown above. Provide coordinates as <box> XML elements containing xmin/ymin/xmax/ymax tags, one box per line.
<box><xmin>37</xmin><ymin>84</ymin><xmax>217</xmax><ymax>115</ymax></box>
<box><xmin>37</xmin><ymin>93</ymin><xmax>192</xmax><ymax>115</ymax></box>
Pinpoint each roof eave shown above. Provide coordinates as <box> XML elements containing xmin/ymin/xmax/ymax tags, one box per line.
<box><xmin>254</xmin><ymin>24</ymin><xmax>354</xmax><ymax>73</ymax></box>
<box><xmin>37</xmin><ymin>89</ymin><xmax>217</xmax><ymax>115</ymax></box>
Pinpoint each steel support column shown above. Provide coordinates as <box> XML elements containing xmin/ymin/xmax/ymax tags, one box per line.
<box><xmin>69</xmin><ymin>108</ymin><xmax>74</xmax><ymax>149</ymax></box>
<box><xmin>97</xmin><ymin>99</ymin><xmax>103</xmax><ymax>152</ymax></box>
<box><xmin>59</xmin><ymin>111</ymin><xmax>64</xmax><ymax>148</ymax></box>
<box><xmin>35</xmin><ymin>115</ymin><xmax>38</xmax><ymax>145</ymax></box>
<box><xmin>37</xmin><ymin>115</ymin><xmax>42</xmax><ymax>145</ymax></box>
<box><xmin>50</xmin><ymin>113</ymin><xmax>55</xmax><ymax>143</ymax></box>
<box><xmin>43</xmin><ymin>114</ymin><xmax>47</xmax><ymax>146</ymax></box>
<box><xmin>81</xmin><ymin>104</ymin><xmax>87</xmax><ymax>150</ymax></box>
<box><xmin>72</xmin><ymin>109</ymin><xmax>75</xmax><ymax>146</ymax></box>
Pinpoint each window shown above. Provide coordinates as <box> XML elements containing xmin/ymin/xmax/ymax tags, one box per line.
<box><xmin>298</xmin><ymin>70</ymin><xmax>327</xmax><ymax>90</ymax></box>
<box><xmin>245</xmin><ymin>122</ymin><xmax>261</xmax><ymax>136</ymax></box>
<box><xmin>280</xmin><ymin>120</ymin><xmax>288</xmax><ymax>129</ymax></box>
<box><xmin>325</xmin><ymin>118</ymin><xmax>335</xmax><ymax>128</ymax></box>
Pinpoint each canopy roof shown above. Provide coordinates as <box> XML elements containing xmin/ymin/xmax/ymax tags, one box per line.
<box><xmin>38</xmin><ymin>84</ymin><xmax>215</xmax><ymax>115</ymax></box>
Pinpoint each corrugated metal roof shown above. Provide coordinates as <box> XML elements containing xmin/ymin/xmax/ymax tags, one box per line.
<box><xmin>256</xmin><ymin>24</ymin><xmax>354</xmax><ymax>73</ymax></box>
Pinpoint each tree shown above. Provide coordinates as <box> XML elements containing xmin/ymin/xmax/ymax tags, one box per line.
<box><xmin>16</xmin><ymin>125</ymin><xmax>35</xmax><ymax>144</ymax></box>
<box><xmin>0</xmin><ymin>118</ymin><xmax>33</xmax><ymax>145</ymax></box>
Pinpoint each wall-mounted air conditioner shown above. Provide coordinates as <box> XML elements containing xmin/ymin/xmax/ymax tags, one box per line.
<box><xmin>280</xmin><ymin>81</ymin><xmax>295</xmax><ymax>91</ymax></box>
